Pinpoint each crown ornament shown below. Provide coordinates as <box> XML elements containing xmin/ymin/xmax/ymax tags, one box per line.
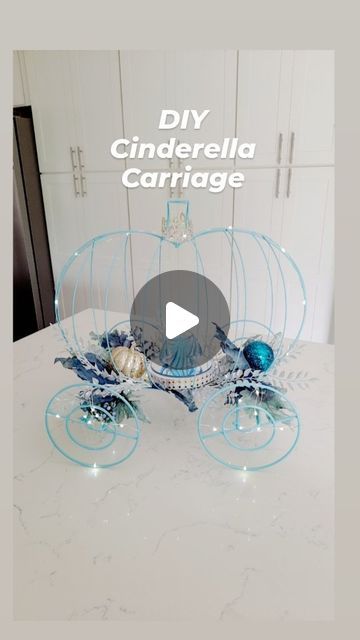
<box><xmin>161</xmin><ymin>199</ymin><xmax>193</xmax><ymax>245</ymax></box>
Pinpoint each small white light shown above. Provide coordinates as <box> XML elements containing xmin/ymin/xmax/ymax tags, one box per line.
<box><xmin>255</xmin><ymin>389</ymin><xmax>259</xmax><ymax>396</ymax></box>
<box><xmin>182</xmin><ymin>233</ymin><xmax>187</xmax><ymax>238</ymax></box>
<box><xmin>302</xmin><ymin>299</ymin><xmax>306</xmax><ymax>305</ymax></box>
<box><xmin>227</xmin><ymin>225</ymin><xmax>233</xmax><ymax>230</ymax></box>
<box><xmin>74</xmin><ymin>252</ymin><xmax>79</xmax><ymax>256</ymax></box>
<box><xmin>93</xmin><ymin>463</ymin><xmax>97</xmax><ymax>468</ymax></box>
<box><xmin>55</xmin><ymin>413</ymin><xmax>60</xmax><ymax>419</ymax></box>
<box><xmin>120</xmin><ymin>423</ymin><xmax>124</xmax><ymax>429</ymax></box>
<box><xmin>54</xmin><ymin>299</ymin><xmax>59</xmax><ymax>305</ymax></box>
<box><xmin>87</xmin><ymin>420</ymin><xmax>92</xmax><ymax>425</ymax></box>
<box><xmin>243</xmin><ymin>466</ymin><xmax>247</xmax><ymax>471</ymax></box>
<box><xmin>257</xmin><ymin>427</ymin><xmax>261</xmax><ymax>432</ymax></box>
<box><xmin>281</xmin><ymin>247</ymin><xmax>286</xmax><ymax>253</ymax></box>
<box><xmin>212</xmin><ymin>426</ymin><xmax>218</xmax><ymax>432</ymax></box>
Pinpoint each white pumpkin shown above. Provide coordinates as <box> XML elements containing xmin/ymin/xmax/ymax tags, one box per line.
<box><xmin>111</xmin><ymin>343</ymin><xmax>145</xmax><ymax>379</ymax></box>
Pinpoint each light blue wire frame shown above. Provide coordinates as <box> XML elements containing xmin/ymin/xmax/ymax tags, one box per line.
<box><xmin>45</xmin><ymin>383</ymin><xmax>140</xmax><ymax>468</ymax></box>
<box><xmin>197</xmin><ymin>382</ymin><xmax>301</xmax><ymax>472</ymax></box>
<box><xmin>51</xmin><ymin>206</ymin><xmax>306</xmax><ymax>470</ymax></box>
<box><xmin>54</xmin><ymin>226</ymin><xmax>306</xmax><ymax>367</ymax></box>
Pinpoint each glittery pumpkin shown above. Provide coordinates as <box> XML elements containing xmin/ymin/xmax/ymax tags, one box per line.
<box><xmin>112</xmin><ymin>344</ymin><xmax>145</xmax><ymax>379</ymax></box>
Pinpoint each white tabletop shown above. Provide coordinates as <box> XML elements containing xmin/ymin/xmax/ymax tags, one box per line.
<box><xmin>14</xmin><ymin>310</ymin><xmax>334</xmax><ymax>621</ymax></box>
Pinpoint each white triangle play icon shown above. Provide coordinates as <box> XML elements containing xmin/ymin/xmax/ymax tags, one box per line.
<box><xmin>165</xmin><ymin>302</ymin><xmax>199</xmax><ymax>340</ymax></box>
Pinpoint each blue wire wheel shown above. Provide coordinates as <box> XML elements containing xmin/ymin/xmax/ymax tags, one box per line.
<box><xmin>45</xmin><ymin>383</ymin><xmax>140</xmax><ymax>468</ymax></box>
<box><xmin>197</xmin><ymin>383</ymin><xmax>300</xmax><ymax>471</ymax></box>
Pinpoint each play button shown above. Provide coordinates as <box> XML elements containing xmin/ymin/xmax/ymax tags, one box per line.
<box><xmin>130</xmin><ymin>269</ymin><xmax>230</xmax><ymax>371</ymax></box>
<box><xmin>165</xmin><ymin>302</ymin><xmax>199</xmax><ymax>339</ymax></box>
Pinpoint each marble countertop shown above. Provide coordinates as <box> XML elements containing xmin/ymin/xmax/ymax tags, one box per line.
<box><xmin>14</xmin><ymin>310</ymin><xmax>334</xmax><ymax>621</ymax></box>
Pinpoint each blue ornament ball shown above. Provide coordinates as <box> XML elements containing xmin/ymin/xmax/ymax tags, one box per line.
<box><xmin>243</xmin><ymin>340</ymin><xmax>274</xmax><ymax>372</ymax></box>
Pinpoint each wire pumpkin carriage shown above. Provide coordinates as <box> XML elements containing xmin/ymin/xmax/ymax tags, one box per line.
<box><xmin>45</xmin><ymin>200</ymin><xmax>306</xmax><ymax>471</ymax></box>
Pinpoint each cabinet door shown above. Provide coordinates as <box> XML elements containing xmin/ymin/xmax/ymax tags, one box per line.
<box><xmin>24</xmin><ymin>52</ymin><xmax>77</xmax><ymax>173</ymax></box>
<box><xmin>236</xmin><ymin>51</ymin><xmax>292</xmax><ymax>168</ymax></box>
<box><xmin>173</xmin><ymin>50</ymin><xmax>237</xmax><ymax>168</ymax></box>
<box><xmin>128</xmin><ymin>187</ymin><xmax>173</xmax><ymax>297</ymax></box>
<box><xmin>121</xmin><ymin>50</ymin><xmax>237</xmax><ymax>169</ymax></box>
<box><xmin>288</xmin><ymin>51</ymin><xmax>334</xmax><ymax>166</ymax></box>
<box><xmin>176</xmin><ymin>186</ymin><xmax>234</xmax><ymax>302</ymax></box>
<box><xmin>280</xmin><ymin>167</ymin><xmax>334</xmax><ymax>342</ymax></box>
<box><xmin>40</xmin><ymin>174</ymin><xmax>84</xmax><ymax>318</ymax></box>
<box><xmin>72</xmin><ymin>51</ymin><xmax>124</xmax><ymax>171</ymax></box>
<box><xmin>41</xmin><ymin>172</ymin><xmax>131</xmax><ymax>318</ymax></box>
<box><xmin>233</xmin><ymin>168</ymin><xmax>283</xmax><ymax>239</ymax></box>
<box><xmin>232</xmin><ymin>169</ymin><xmax>284</xmax><ymax>329</ymax></box>
<box><xmin>120</xmin><ymin>51</ymin><xmax>175</xmax><ymax>169</ymax></box>
<box><xmin>79</xmin><ymin>172</ymin><xmax>132</xmax><ymax>314</ymax></box>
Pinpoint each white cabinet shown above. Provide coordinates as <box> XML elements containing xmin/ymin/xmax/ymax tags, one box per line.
<box><xmin>232</xmin><ymin>166</ymin><xmax>334</xmax><ymax>342</ymax></box>
<box><xmin>127</xmin><ymin>188</ymin><xmax>177</xmax><ymax>297</ymax></box>
<box><xmin>40</xmin><ymin>173</ymin><xmax>84</xmax><ymax>259</ymax></box>
<box><xmin>41</xmin><ymin>172</ymin><xmax>130</xmax><ymax>318</ymax></box>
<box><xmin>71</xmin><ymin>51</ymin><xmax>124</xmax><ymax>171</ymax></box>
<box><xmin>236</xmin><ymin>50</ymin><xmax>334</xmax><ymax>168</ymax></box>
<box><xmin>287</xmin><ymin>51</ymin><xmax>334</xmax><ymax>166</ymax></box>
<box><xmin>280</xmin><ymin>166</ymin><xmax>334</xmax><ymax>342</ymax></box>
<box><xmin>232</xmin><ymin>169</ymin><xmax>284</xmax><ymax>328</ymax></box>
<box><xmin>120</xmin><ymin>51</ymin><xmax>175</xmax><ymax>170</ymax></box>
<box><xmin>120</xmin><ymin>50</ymin><xmax>237</xmax><ymax>168</ymax></box>
<box><xmin>236</xmin><ymin>51</ymin><xmax>292</xmax><ymax>167</ymax></box>
<box><xmin>233</xmin><ymin>168</ymin><xmax>283</xmax><ymax>238</ymax></box>
<box><xmin>25</xmin><ymin>52</ymin><xmax>77</xmax><ymax>173</ymax></box>
<box><xmin>172</xmin><ymin>51</ymin><xmax>237</xmax><ymax>168</ymax></box>
<box><xmin>24</xmin><ymin>51</ymin><xmax>123</xmax><ymax>173</ymax></box>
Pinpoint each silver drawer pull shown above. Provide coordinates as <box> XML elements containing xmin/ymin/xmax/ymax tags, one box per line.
<box><xmin>286</xmin><ymin>168</ymin><xmax>292</xmax><ymax>198</ymax></box>
<box><xmin>289</xmin><ymin>131</ymin><xmax>295</xmax><ymax>164</ymax></box>
<box><xmin>277</xmin><ymin>133</ymin><xmax>283</xmax><ymax>164</ymax></box>
<box><xmin>77</xmin><ymin>146</ymin><xmax>85</xmax><ymax>168</ymax></box>
<box><xmin>80</xmin><ymin>175</ymin><xmax>87</xmax><ymax>197</ymax></box>
<box><xmin>275</xmin><ymin>168</ymin><xmax>281</xmax><ymax>198</ymax></box>
<box><xmin>70</xmin><ymin>146</ymin><xmax>78</xmax><ymax>171</ymax></box>
<box><xmin>73</xmin><ymin>173</ymin><xmax>80</xmax><ymax>197</ymax></box>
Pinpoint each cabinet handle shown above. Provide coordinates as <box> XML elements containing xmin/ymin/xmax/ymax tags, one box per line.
<box><xmin>80</xmin><ymin>175</ymin><xmax>87</xmax><ymax>197</ymax></box>
<box><xmin>277</xmin><ymin>133</ymin><xmax>283</xmax><ymax>164</ymax></box>
<box><xmin>77</xmin><ymin>146</ymin><xmax>85</xmax><ymax>169</ymax></box>
<box><xmin>275</xmin><ymin>168</ymin><xmax>281</xmax><ymax>198</ymax></box>
<box><xmin>289</xmin><ymin>131</ymin><xmax>295</xmax><ymax>164</ymax></box>
<box><xmin>70</xmin><ymin>146</ymin><xmax>78</xmax><ymax>171</ymax></box>
<box><xmin>73</xmin><ymin>173</ymin><xmax>80</xmax><ymax>197</ymax></box>
<box><xmin>169</xmin><ymin>140</ymin><xmax>174</xmax><ymax>169</ymax></box>
<box><xmin>178</xmin><ymin>158</ymin><xmax>184</xmax><ymax>197</ymax></box>
<box><xmin>286</xmin><ymin>168</ymin><xmax>292</xmax><ymax>198</ymax></box>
